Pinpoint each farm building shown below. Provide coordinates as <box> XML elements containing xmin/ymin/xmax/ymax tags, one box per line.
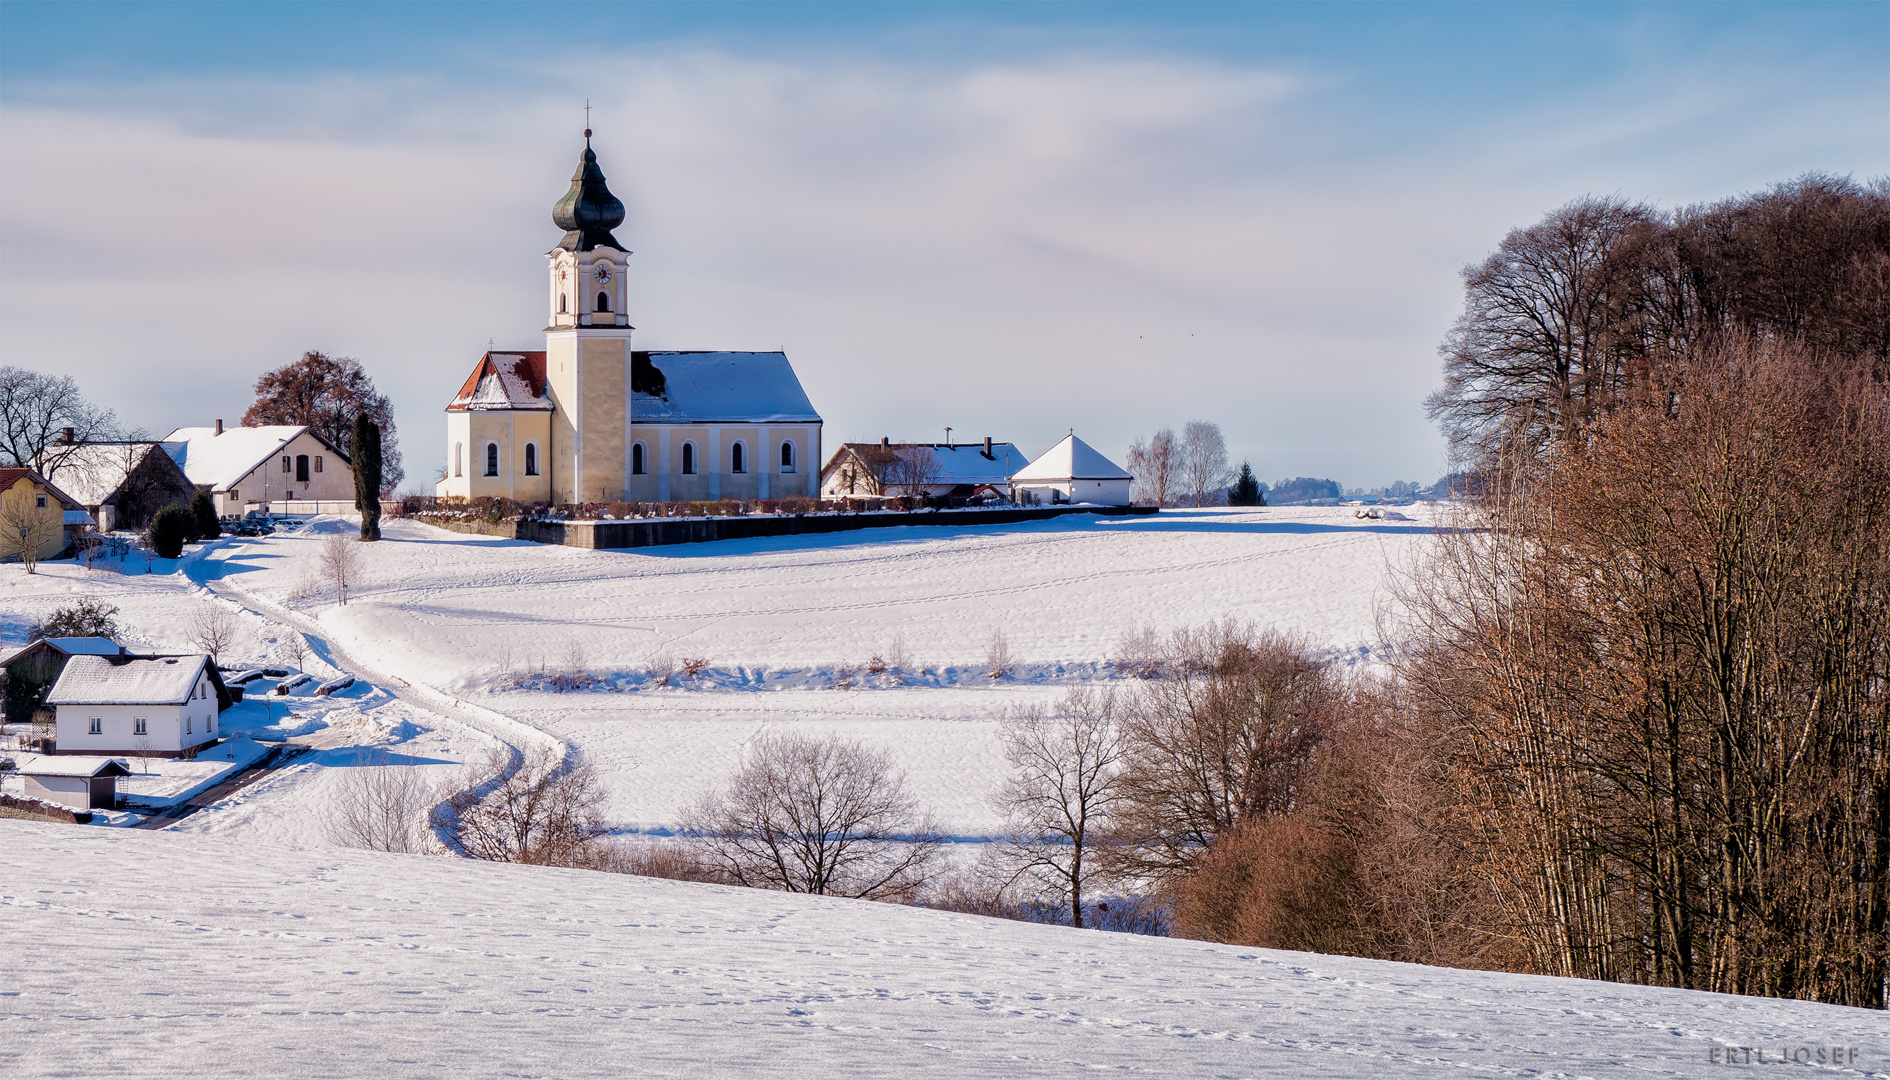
<box><xmin>2</xmin><ymin>637</ymin><xmax>127</xmax><ymax>726</ymax></box>
<box><xmin>163</xmin><ymin>421</ymin><xmax>355</xmax><ymax>517</ymax></box>
<box><xmin>18</xmin><ymin>756</ymin><xmax>132</xmax><ymax>810</ymax></box>
<box><xmin>46</xmin><ymin>654</ymin><xmax>231</xmax><ymax>758</ymax></box>
<box><xmin>1009</xmin><ymin>434</ymin><xmax>1133</xmax><ymax>506</ymax></box>
<box><xmin>820</xmin><ymin>438</ymin><xmax>1029</xmax><ymax>499</ymax></box>
<box><xmin>34</xmin><ymin>439</ymin><xmax>197</xmax><ymax>532</ymax></box>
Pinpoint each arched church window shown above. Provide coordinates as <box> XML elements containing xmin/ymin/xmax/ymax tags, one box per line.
<box><xmin>559</xmin><ymin>293</ymin><xmax>568</xmax><ymax>314</ymax></box>
<box><xmin>780</xmin><ymin>441</ymin><xmax>796</xmax><ymax>473</ymax></box>
<box><xmin>681</xmin><ymin>442</ymin><xmax>696</xmax><ymax>475</ymax></box>
<box><xmin>631</xmin><ymin>442</ymin><xmax>646</xmax><ymax>475</ymax></box>
<box><xmin>484</xmin><ymin>442</ymin><xmax>499</xmax><ymax>477</ymax></box>
<box><xmin>595</xmin><ymin>291</ymin><xmax>610</xmax><ymax>313</ymax></box>
<box><xmin>731</xmin><ymin>442</ymin><xmax>746</xmax><ymax>474</ymax></box>
<box><xmin>524</xmin><ymin>442</ymin><xmax>539</xmax><ymax>476</ymax></box>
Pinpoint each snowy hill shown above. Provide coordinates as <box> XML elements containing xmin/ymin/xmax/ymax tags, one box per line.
<box><xmin>7</xmin><ymin>822</ymin><xmax>1882</xmax><ymax>1080</ymax></box>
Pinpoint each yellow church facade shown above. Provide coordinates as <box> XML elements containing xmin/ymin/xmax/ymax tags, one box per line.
<box><xmin>439</xmin><ymin>134</ymin><xmax>822</xmax><ymax>505</ymax></box>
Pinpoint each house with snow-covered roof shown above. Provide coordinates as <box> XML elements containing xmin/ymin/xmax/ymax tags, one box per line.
<box><xmin>47</xmin><ymin>654</ymin><xmax>231</xmax><ymax>758</ymax></box>
<box><xmin>162</xmin><ymin>421</ymin><xmax>355</xmax><ymax>517</ymax></box>
<box><xmin>33</xmin><ymin>439</ymin><xmax>197</xmax><ymax>532</ymax></box>
<box><xmin>2</xmin><ymin>637</ymin><xmax>128</xmax><ymax>726</ymax></box>
<box><xmin>820</xmin><ymin>438</ymin><xmax>1030</xmax><ymax>499</ymax></box>
<box><xmin>437</xmin><ymin>133</ymin><xmax>824</xmax><ymax>506</ymax></box>
<box><xmin>18</xmin><ymin>756</ymin><xmax>132</xmax><ymax>810</ymax></box>
<box><xmin>0</xmin><ymin>467</ymin><xmax>91</xmax><ymax>563</ymax></box>
<box><xmin>1010</xmin><ymin>434</ymin><xmax>1133</xmax><ymax>506</ymax></box>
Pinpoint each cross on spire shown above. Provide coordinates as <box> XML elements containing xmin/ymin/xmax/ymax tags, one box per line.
<box><xmin>583</xmin><ymin>99</ymin><xmax>592</xmax><ymax>141</ymax></box>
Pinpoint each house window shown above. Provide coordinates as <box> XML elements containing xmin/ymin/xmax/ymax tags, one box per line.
<box><xmin>455</xmin><ymin>443</ymin><xmax>463</xmax><ymax>477</ymax></box>
<box><xmin>231</xmin><ymin>490</ymin><xmax>240</xmax><ymax>502</ymax></box>
<box><xmin>282</xmin><ymin>455</ymin><xmax>292</xmax><ymax>473</ymax></box>
<box><xmin>296</xmin><ymin>454</ymin><xmax>310</xmax><ymax>482</ymax></box>
<box><xmin>315</xmin><ymin>456</ymin><xmax>323</xmax><ymax>473</ymax></box>
<box><xmin>186</xmin><ymin>716</ymin><xmax>193</xmax><ymax>735</ymax></box>
<box><xmin>35</xmin><ymin>493</ymin><xmax>47</xmax><ymax>509</ymax></box>
<box><xmin>484</xmin><ymin>442</ymin><xmax>499</xmax><ymax>477</ymax></box>
<box><xmin>631</xmin><ymin>442</ymin><xmax>646</xmax><ymax>475</ymax></box>
<box><xmin>134</xmin><ymin>717</ymin><xmax>147</xmax><ymax>735</ymax></box>
<box><xmin>524</xmin><ymin>442</ymin><xmax>539</xmax><ymax>476</ymax></box>
<box><xmin>731</xmin><ymin>442</ymin><xmax>746</xmax><ymax>474</ymax></box>
<box><xmin>89</xmin><ymin>717</ymin><xmax>102</xmax><ymax>734</ymax></box>
<box><xmin>596</xmin><ymin>291</ymin><xmax>610</xmax><ymax>313</ymax></box>
<box><xmin>780</xmin><ymin>441</ymin><xmax>796</xmax><ymax>473</ymax></box>
<box><xmin>681</xmin><ymin>441</ymin><xmax>696</xmax><ymax>475</ymax></box>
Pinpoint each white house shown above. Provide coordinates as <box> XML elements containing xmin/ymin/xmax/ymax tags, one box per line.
<box><xmin>47</xmin><ymin>654</ymin><xmax>228</xmax><ymax>758</ymax></box>
<box><xmin>820</xmin><ymin>438</ymin><xmax>1031</xmax><ymax>499</ymax></box>
<box><xmin>18</xmin><ymin>756</ymin><xmax>131</xmax><ymax>810</ymax></box>
<box><xmin>1010</xmin><ymin>434</ymin><xmax>1134</xmax><ymax>506</ymax></box>
<box><xmin>163</xmin><ymin>421</ymin><xmax>355</xmax><ymax>517</ymax></box>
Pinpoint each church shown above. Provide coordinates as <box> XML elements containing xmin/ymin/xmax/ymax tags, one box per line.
<box><xmin>438</xmin><ymin>133</ymin><xmax>824</xmax><ymax>505</ymax></box>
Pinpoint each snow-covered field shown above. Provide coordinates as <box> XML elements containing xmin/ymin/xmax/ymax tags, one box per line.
<box><xmin>193</xmin><ymin>506</ymin><xmax>1434</xmax><ymax>835</ymax></box>
<box><xmin>6</xmin><ymin>821</ymin><xmax>1884</xmax><ymax>1080</ymax></box>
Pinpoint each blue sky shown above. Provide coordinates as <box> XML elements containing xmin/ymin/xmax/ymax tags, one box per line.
<box><xmin>2</xmin><ymin>2</ymin><xmax>1884</xmax><ymax>489</ymax></box>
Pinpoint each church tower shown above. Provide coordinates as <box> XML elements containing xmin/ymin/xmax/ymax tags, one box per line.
<box><xmin>544</xmin><ymin>130</ymin><xmax>633</xmax><ymax>504</ymax></box>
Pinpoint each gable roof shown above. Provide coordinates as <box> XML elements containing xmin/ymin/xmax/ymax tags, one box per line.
<box><xmin>31</xmin><ymin>442</ymin><xmax>181</xmax><ymax>508</ymax></box>
<box><xmin>0</xmin><ymin>637</ymin><xmax>125</xmax><ymax>669</ymax></box>
<box><xmin>632</xmin><ymin>351</ymin><xmax>822</xmax><ymax>424</ymax></box>
<box><xmin>162</xmin><ymin>425</ymin><xmax>347</xmax><ymax>491</ymax></box>
<box><xmin>1011</xmin><ymin>434</ymin><xmax>1132</xmax><ymax>482</ymax></box>
<box><xmin>0</xmin><ymin>467</ymin><xmax>86</xmax><ymax>511</ymax></box>
<box><xmin>447</xmin><ymin>352</ymin><xmax>553</xmax><ymax>412</ymax></box>
<box><xmin>46</xmin><ymin>654</ymin><xmax>215</xmax><ymax>707</ymax></box>
<box><xmin>19</xmin><ymin>755</ymin><xmax>132</xmax><ymax>778</ymax></box>
<box><xmin>825</xmin><ymin>442</ymin><xmax>1030</xmax><ymax>487</ymax></box>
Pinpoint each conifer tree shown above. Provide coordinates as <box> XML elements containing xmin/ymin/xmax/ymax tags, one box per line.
<box><xmin>352</xmin><ymin>414</ymin><xmax>382</xmax><ymax>541</ymax></box>
<box><xmin>1228</xmin><ymin>462</ymin><xmax>1265</xmax><ymax>506</ymax></box>
<box><xmin>190</xmin><ymin>489</ymin><xmax>220</xmax><ymax>540</ymax></box>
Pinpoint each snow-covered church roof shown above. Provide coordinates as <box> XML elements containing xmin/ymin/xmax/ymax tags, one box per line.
<box><xmin>632</xmin><ymin>351</ymin><xmax>821</xmax><ymax>425</ymax></box>
<box><xmin>447</xmin><ymin>352</ymin><xmax>553</xmax><ymax>412</ymax></box>
<box><xmin>1011</xmin><ymin>434</ymin><xmax>1131</xmax><ymax>482</ymax></box>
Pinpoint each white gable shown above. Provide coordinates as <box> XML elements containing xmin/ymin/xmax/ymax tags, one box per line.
<box><xmin>164</xmin><ymin>425</ymin><xmax>314</xmax><ymax>491</ymax></box>
<box><xmin>1011</xmin><ymin>434</ymin><xmax>1131</xmax><ymax>482</ymax></box>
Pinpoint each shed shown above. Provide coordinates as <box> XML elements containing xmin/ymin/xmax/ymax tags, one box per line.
<box><xmin>1010</xmin><ymin>434</ymin><xmax>1134</xmax><ymax>506</ymax></box>
<box><xmin>20</xmin><ymin>755</ymin><xmax>131</xmax><ymax>810</ymax></box>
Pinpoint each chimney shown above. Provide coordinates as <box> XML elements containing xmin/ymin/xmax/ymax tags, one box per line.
<box><xmin>214</xmin><ymin>419</ymin><xmax>224</xmax><ymax>436</ymax></box>
<box><xmin>880</xmin><ymin>436</ymin><xmax>889</xmax><ymax>448</ymax></box>
<box><xmin>59</xmin><ymin>426</ymin><xmax>75</xmax><ymax>445</ymax></box>
<box><xmin>983</xmin><ymin>435</ymin><xmax>993</xmax><ymax>459</ymax></box>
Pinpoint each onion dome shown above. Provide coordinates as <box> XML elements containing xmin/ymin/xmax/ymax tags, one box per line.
<box><xmin>551</xmin><ymin>131</ymin><xmax>627</xmax><ymax>252</ymax></box>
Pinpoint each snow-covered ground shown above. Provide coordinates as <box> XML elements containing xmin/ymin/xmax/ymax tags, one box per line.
<box><xmin>181</xmin><ymin>506</ymin><xmax>1434</xmax><ymax>836</ymax></box>
<box><xmin>6</xmin><ymin>821</ymin><xmax>1884</xmax><ymax>1080</ymax></box>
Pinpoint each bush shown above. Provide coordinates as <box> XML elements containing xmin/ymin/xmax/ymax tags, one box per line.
<box><xmin>29</xmin><ymin>596</ymin><xmax>120</xmax><ymax>642</ymax></box>
<box><xmin>190</xmin><ymin>489</ymin><xmax>220</xmax><ymax>540</ymax></box>
<box><xmin>147</xmin><ymin>505</ymin><xmax>194</xmax><ymax>559</ymax></box>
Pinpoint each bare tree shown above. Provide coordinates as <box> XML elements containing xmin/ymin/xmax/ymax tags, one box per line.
<box><xmin>0</xmin><ymin>366</ymin><xmax>116</xmax><ymax>472</ymax></box>
<box><xmin>985</xmin><ymin>628</ymin><xmax>1014</xmax><ymax>680</ymax></box>
<box><xmin>132</xmin><ymin>733</ymin><xmax>155</xmax><ymax>774</ymax></box>
<box><xmin>1113</xmin><ymin>623</ymin><xmax>1341</xmax><ymax>881</ymax></box>
<box><xmin>0</xmin><ymin>487</ymin><xmax>65</xmax><ymax>574</ymax></box>
<box><xmin>318</xmin><ymin>531</ymin><xmax>363</xmax><ymax>605</ymax></box>
<box><xmin>453</xmin><ymin>745</ymin><xmax>609</xmax><ymax>865</ymax></box>
<box><xmin>685</xmin><ymin>731</ymin><xmax>942</xmax><ymax>897</ymax></box>
<box><xmin>326</xmin><ymin>749</ymin><xmax>436</xmax><ymax>854</ymax></box>
<box><xmin>186</xmin><ymin>601</ymin><xmax>239</xmax><ymax>665</ymax></box>
<box><xmin>1178</xmin><ymin>420</ymin><xmax>1233</xmax><ymax>507</ymax></box>
<box><xmin>992</xmin><ymin>688</ymin><xmax>1129</xmax><ymax>928</ymax></box>
<box><xmin>1126</xmin><ymin>427</ymin><xmax>1180</xmax><ymax>507</ymax></box>
<box><xmin>888</xmin><ymin>447</ymin><xmax>943</xmax><ymax>497</ymax></box>
<box><xmin>279</xmin><ymin>630</ymin><xmax>311</xmax><ymax>672</ymax></box>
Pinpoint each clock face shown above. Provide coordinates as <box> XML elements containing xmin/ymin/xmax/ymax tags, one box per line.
<box><xmin>593</xmin><ymin>264</ymin><xmax>613</xmax><ymax>285</ymax></box>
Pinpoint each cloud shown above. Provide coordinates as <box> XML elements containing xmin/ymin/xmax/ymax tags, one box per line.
<box><xmin>1</xmin><ymin>36</ymin><xmax>1882</xmax><ymax>488</ymax></box>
